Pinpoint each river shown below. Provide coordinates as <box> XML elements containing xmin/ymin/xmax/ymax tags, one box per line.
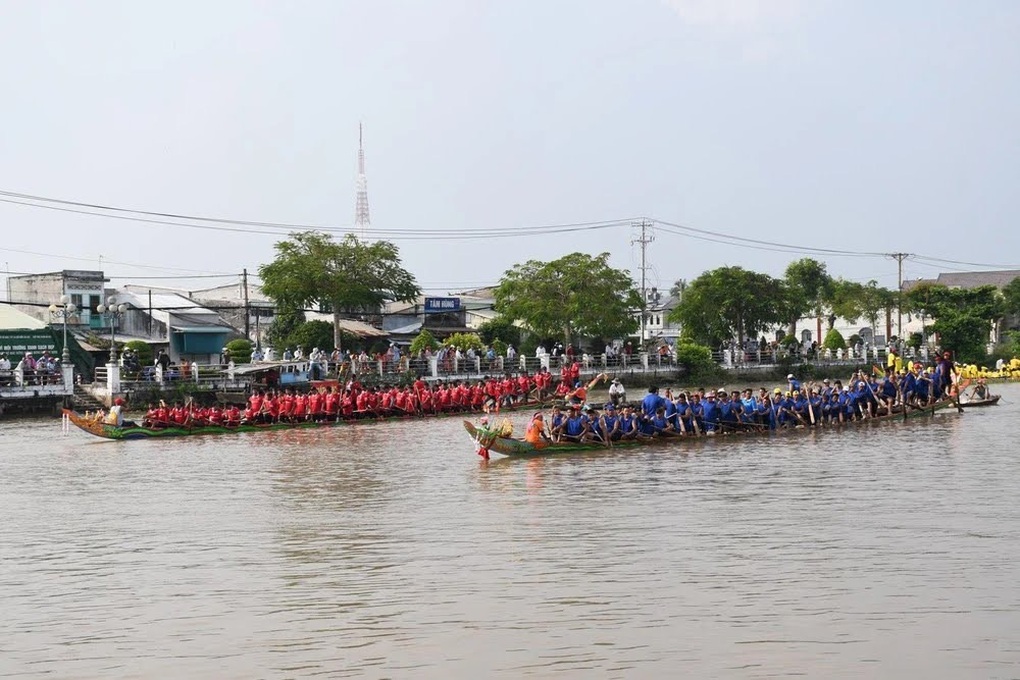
<box><xmin>2</xmin><ymin>385</ymin><xmax>1019</xmax><ymax>678</ymax></box>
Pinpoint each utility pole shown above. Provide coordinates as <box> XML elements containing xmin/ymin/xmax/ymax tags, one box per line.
<box><xmin>632</xmin><ymin>220</ymin><xmax>654</xmax><ymax>344</ymax></box>
<box><xmin>242</xmin><ymin>269</ymin><xmax>250</xmax><ymax>340</ymax></box>
<box><xmin>889</xmin><ymin>253</ymin><xmax>910</xmax><ymax>343</ymax></box>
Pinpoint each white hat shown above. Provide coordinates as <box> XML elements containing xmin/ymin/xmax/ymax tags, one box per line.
<box><xmin>787</xmin><ymin>374</ymin><xmax>795</xmax><ymax>380</ymax></box>
<box><xmin>612</xmin><ymin>378</ymin><xmax>620</xmax><ymax>384</ymax></box>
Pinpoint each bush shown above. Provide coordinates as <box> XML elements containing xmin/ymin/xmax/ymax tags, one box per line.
<box><xmin>848</xmin><ymin>334</ymin><xmax>863</xmax><ymax>347</ymax></box>
<box><xmin>410</xmin><ymin>329</ymin><xmax>440</xmax><ymax>355</ymax></box>
<box><xmin>288</xmin><ymin>320</ymin><xmax>336</xmax><ymax>355</ymax></box>
<box><xmin>224</xmin><ymin>338</ymin><xmax>253</xmax><ymax>363</ymax></box>
<box><xmin>822</xmin><ymin>329</ymin><xmax>846</xmax><ymax>351</ymax></box>
<box><xmin>907</xmin><ymin>332</ymin><xmax>923</xmax><ymax>350</ymax></box>
<box><xmin>675</xmin><ymin>342</ymin><xmax>721</xmax><ymax>385</ymax></box>
<box><xmin>491</xmin><ymin>339</ymin><xmax>508</xmax><ymax>357</ymax></box>
<box><xmin>477</xmin><ymin>317</ymin><xmax>521</xmax><ymax>348</ymax></box>
<box><xmin>443</xmin><ymin>332</ymin><xmax>485</xmax><ymax>353</ymax></box>
<box><xmin>123</xmin><ymin>340</ymin><xmax>153</xmax><ymax>366</ymax></box>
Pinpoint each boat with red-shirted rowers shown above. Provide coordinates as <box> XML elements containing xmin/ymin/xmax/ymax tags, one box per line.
<box><xmin>464</xmin><ymin>397</ymin><xmax>959</xmax><ymax>459</ymax></box>
<box><xmin>61</xmin><ymin>398</ymin><xmax>548</xmax><ymax>441</ymax></box>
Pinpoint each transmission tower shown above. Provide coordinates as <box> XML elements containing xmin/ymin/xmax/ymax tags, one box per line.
<box><xmin>632</xmin><ymin>220</ymin><xmax>655</xmax><ymax>343</ymax></box>
<box><xmin>354</xmin><ymin>123</ymin><xmax>371</xmax><ymax>239</ymax></box>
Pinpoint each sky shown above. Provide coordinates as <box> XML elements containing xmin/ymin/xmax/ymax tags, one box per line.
<box><xmin>1</xmin><ymin>0</ymin><xmax>1018</xmax><ymax>301</ymax></box>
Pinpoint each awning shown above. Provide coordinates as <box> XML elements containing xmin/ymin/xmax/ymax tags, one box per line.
<box><xmin>336</xmin><ymin>319</ymin><xmax>388</xmax><ymax>338</ymax></box>
<box><xmin>231</xmin><ymin>361</ymin><xmax>307</xmax><ymax>376</ymax></box>
<box><xmin>172</xmin><ymin>326</ymin><xmax>234</xmax><ymax>333</ymax></box>
<box><xmin>388</xmin><ymin>321</ymin><xmax>423</xmax><ymax>335</ymax></box>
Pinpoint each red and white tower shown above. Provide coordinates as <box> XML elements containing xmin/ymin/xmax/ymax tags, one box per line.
<box><xmin>354</xmin><ymin>123</ymin><xmax>371</xmax><ymax>239</ymax></box>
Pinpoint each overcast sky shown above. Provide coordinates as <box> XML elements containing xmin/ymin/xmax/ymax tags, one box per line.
<box><xmin>1</xmin><ymin>0</ymin><xmax>1018</xmax><ymax>301</ymax></box>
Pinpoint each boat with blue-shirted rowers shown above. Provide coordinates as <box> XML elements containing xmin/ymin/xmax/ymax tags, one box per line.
<box><xmin>465</xmin><ymin>391</ymin><xmax>960</xmax><ymax>459</ymax></box>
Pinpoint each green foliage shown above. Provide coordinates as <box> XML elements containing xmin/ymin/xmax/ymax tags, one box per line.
<box><xmin>932</xmin><ymin>313</ymin><xmax>989</xmax><ymax>364</ymax></box>
<box><xmin>905</xmin><ymin>283</ymin><xmax>1002</xmax><ymax>363</ymax></box>
<box><xmin>224</xmin><ymin>339</ymin><xmax>253</xmax><ymax>363</ymax></box>
<box><xmin>674</xmin><ymin>342</ymin><xmax>713</xmax><ymax>371</ymax></box>
<box><xmin>477</xmin><ymin>317</ymin><xmax>522</xmax><ymax>348</ymax></box>
<box><xmin>848</xmin><ymin>334</ymin><xmax>863</xmax><ymax>347</ymax></box>
<box><xmin>259</xmin><ymin>231</ymin><xmax>420</xmax><ymax>349</ymax></box>
<box><xmin>831</xmin><ymin>279</ymin><xmax>894</xmax><ymax>337</ymax></box>
<box><xmin>784</xmin><ymin>258</ymin><xmax>834</xmax><ymax>330</ymax></box>
<box><xmin>491</xmin><ymin>339</ymin><xmax>508</xmax><ymax>357</ymax></box>
<box><xmin>287</xmin><ymin>320</ymin><xmax>337</xmax><ymax>355</ymax></box>
<box><xmin>670</xmin><ymin>266</ymin><xmax>789</xmax><ymax>348</ymax></box>
<box><xmin>907</xmin><ymin>332</ymin><xmax>923</xmax><ymax>350</ymax></box>
<box><xmin>266</xmin><ymin>307</ymin><xmax>305</xmax><ymax>350</ymax></box>
<box><xmin>123</xmin><ymin>340</ymin><xmax>153</xmax><ymax>366</ymax></box>
<box><xmin>1002</xmin><ymin>277</ymin><xmax>1020</xmax><ymax>318</ymax></box>
<box><xmin>443</xmin><ymin>332</ymin><xmax>484</xmax><ymax>352</ymax></box>
<box><xmin>494</xmin><ymin>252</ymin><xmax>641</xmax><ymax>345</ymax></box>
<box><xmin>989</xmin><ymin>331</ymin><xmax>1020</xmax><ymax>365</ymax></box>
<box><xmin>409</xmin><ymin>329</ymin><xmax>440</xmax><ymax>355</ymax></box>
<box><xmin>822</xmin><ymin>329</ymin><xmax>846</xmax><ymax>350</ymax></box>
<box><xmin>674</xmin><ymin>342</ymin><xmax>721</xmax><ymax>384</ymax></box>
<box><xmin>905</xmin><ymin>283</ymin><xmax>1003</xmax><ymax>322</ymax></box>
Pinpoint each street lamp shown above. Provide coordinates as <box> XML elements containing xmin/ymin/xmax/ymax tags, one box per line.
<box><xmin>48</xmin><ymin>294</ymin><xmax>77</xmax><ymax>364</ymax></box>
<box><xmin>96</xmin><ymin>296</ymin><xmax>128</xmax><ymax>363</ymax></box>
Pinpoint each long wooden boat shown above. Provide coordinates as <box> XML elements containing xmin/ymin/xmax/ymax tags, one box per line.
<box><xmin>959</xmin><ymin>394</ymin><xmax>1000</xmax><ymax>408</ymax></box>
<box><xmin>62</xmin><ymin>399</ymin><xmax>549</xmax><ymax>441</ymax></box>
<box><xmin>464</xmin><ymin>398</ymin><xmax>958</xmax><ymax>458</ymax></box>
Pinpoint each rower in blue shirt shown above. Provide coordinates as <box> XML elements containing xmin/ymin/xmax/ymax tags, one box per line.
<box><xmin>701</xmin><ymin>392</ymin><xmax>720</xmax><ymax>433</ymax></box>
<box><xmin>602</xmin><ymin>404</ymin><xmax>622</xmax><ymax>441</ymax></box>
<box><xmin>641</xmin><ymin>386</ymin><xmax>665</xmax><ymax>419</ymax></box>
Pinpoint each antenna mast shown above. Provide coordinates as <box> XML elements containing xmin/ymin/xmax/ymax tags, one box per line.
<box><xmin>354</xmin><ymin>123</ymin><xmax>371</xmax><ymax>239</ymax></box>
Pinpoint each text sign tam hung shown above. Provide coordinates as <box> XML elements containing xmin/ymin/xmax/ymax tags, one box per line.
<box><xmin>424</xmin><ymin>297</ymin><xmax>461</xmax><ymax>314</ymax></box>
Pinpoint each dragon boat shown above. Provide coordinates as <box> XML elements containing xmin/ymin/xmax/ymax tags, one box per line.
<box><xmin>464</xmin><ymin>398</ymin><xmax>959</xmax><ymax>458</ymax></box>
<box><xmin>61</xmin><ymin>398</ymin><xmax>549</xmax><ymax>441</ymax></box>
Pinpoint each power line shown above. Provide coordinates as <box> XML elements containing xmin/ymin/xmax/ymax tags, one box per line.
<box><xmin>908</xmin><ymin>254</ymin><xmax>1020</xmax><ymax>270</ymax></box>
<box><xmin>653</xmin><ymin>218</ymin><xmax>886</xmax><ymax>258</ymax></box>
<box><xmin>0</xmin><ymin>244</ymin><xmax>236</xmax><ymax>275</ymax></box>
<box><xmin>0</xmin><ymin>190</ymin><xmax>640</xmax><ymax>239</ymax></box>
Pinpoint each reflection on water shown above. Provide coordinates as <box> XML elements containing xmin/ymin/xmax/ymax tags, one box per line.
<box><xmin>1</xmin><ymin>388</ymin><xmax>1019</xmax><ymax>677</ymax></box>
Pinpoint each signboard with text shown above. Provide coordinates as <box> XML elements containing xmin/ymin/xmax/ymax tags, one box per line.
<box><xmin>424</xmin><ymin>297</ymin><xmax>461</xmax><ymax>314</ymax></box>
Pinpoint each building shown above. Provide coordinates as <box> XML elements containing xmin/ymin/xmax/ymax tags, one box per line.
<box><xmin>7</xmin><ymin>270</ymin><xmax>109</xmax><ymax>332</ymax></box>
<box><xmin>641</xmin><ymin>288</ymin><xmax>682</xmax><ymax>344</ymax></box>
<box><xmin>383</xmin><ymin>291</ymin><xmax>504</xmax><ymax>342</ymax></box>
<box><xmin>116</xmin><ymin>287</ymin><xmax>235</xmax><ymax>364</ymax></box>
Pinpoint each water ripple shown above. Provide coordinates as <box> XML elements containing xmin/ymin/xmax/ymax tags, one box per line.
<box><xmin>1</xmin><ymin>387</ymin><xmax>1019</xmax><ymax>677</ymax></box>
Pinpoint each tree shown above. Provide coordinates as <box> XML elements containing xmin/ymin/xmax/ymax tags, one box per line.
<box><xmin>905</xmin><ymin>283</ymin><xmax>1003</xmax><ymax>362</ymax></box>
<box><xmin>288</xmin><ymin>320</ymin><xmax>338</xmax><ymax>355</ymax></box>
<box><xmin>477</xmin><ymin>317</ymin><xmax>522</xmax><ymax>348</ymax></box>
<box><xmin>1001</xmin><ymin>276</ymin><xmax>1020</xmax><ymax>320</ymax></box>
<box><xmin>784</xmin><ymin>258</ymin><xmax>833</xmax><ymax>338</ymax></box>
<box><xmin>443</xmin><ymin>332</ymin><xmax>485</xmax><ymax>353</ymax></box>
<box><xmin>409</xmin><ymin>329</ymin><xmax>440</xmax><ymax>356</ymax></box>
<box><xmin>830</xmin><ymin>279</ymin><xmax>893</xmax><ymax>343</ymax></box>
<box><xmin>259</xmin><ymin>231</ymin><xmax>420</xmax><ymax>350</ymax></box>
<box><xmin>266</xmin><ymin>306</ymin><xmax>305</xmax><ymax>352</ymax></box>
<box><xmin>493</xmin><ymin>253</ymin><xmax>641</xmax><ymax>346</ymax></box>
<box><xmin>669</xmin><ymin>278</ymin><xmax>688</xmax><ymax>299</ymax></box>
<box><xmin>669</xmin><ymin>266</ymin><xmax>789</xmax><ymax>349</ymax></box>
